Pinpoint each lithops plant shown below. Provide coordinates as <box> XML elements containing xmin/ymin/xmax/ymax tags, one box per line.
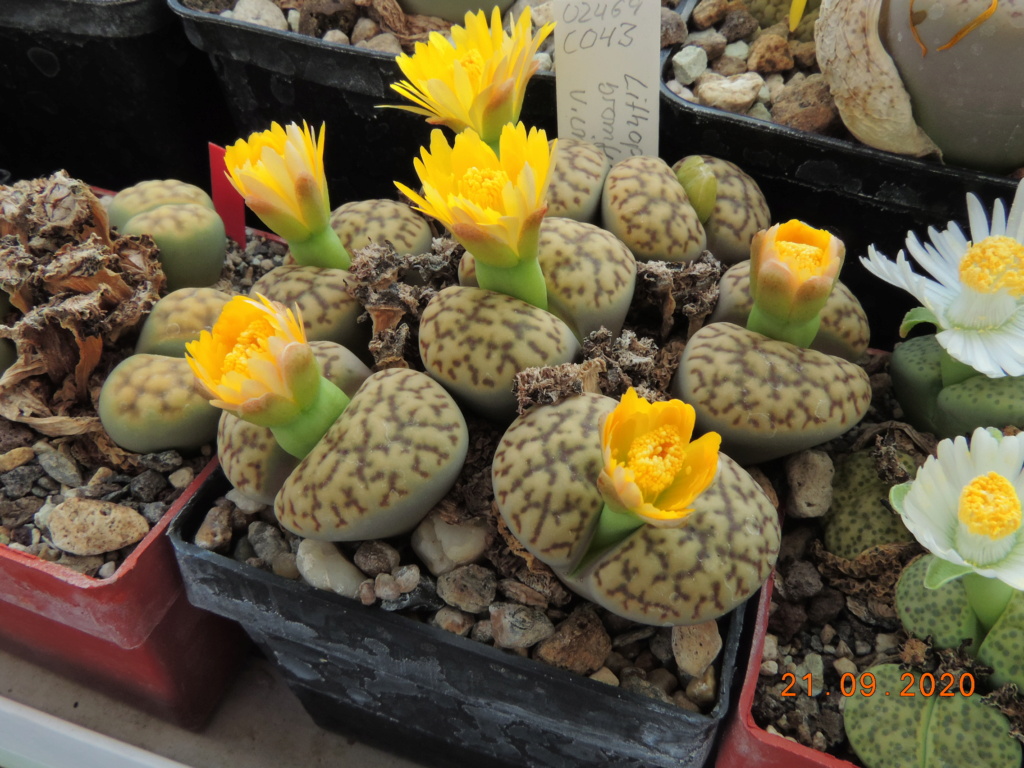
<box><xmin>98</xmin><ymin>353</ymin><xmax>220</xmax><ymax>453</ymax></box>
<box><xmin>600</xmin><ymin>155</ymin><xmax>706</xmax><ymax>263</ymax></box>
<box><xmin>251</xmin><ymin>264</ymin><xmax>367</xmax><ymax>355</ymax></box>
<box><xmin>896</xmin><ymin>554</ymin><xmax>984</xmax><ymax>652</ymax></box>
<box><xmin>460</xmin><ymin>216</ymin><xmax>636</xmax><ymax>340</ymax></box>
<box><xmin>862</xmin><ymin>180</ymin><xmax>1024</xmax><ymax>437</ymax></box>
<box><xmin>816</xmin><ymin>0</ymin><xmax>1024</xmax><ymax>171</ymax></box>
<box><xmin>745</xmin><ymin>0</ymin><xmax>819</xmax><ymax>41</ymax></box>
<box><xmin>824</xmin><ymin>449</ymin><xmax>916</xmax><ymax>558</ymax></box>
<box><xmin>492</xmin><ymin>390</ymin><xmax>780</xmax><ymax>625</ymax></box>
<box><xmin>218</xmin><ymin>340</ymin><xmax>372</xmax><ymax>505</ymax></box>
<box><xmin>844</xmin><ymin>662</ymin><xmax>1021</xmax><ymax>768</ymax></box>
<box><xmin>275</xmin><ymin>367</ymin><xmax>468</xmax><ymax>541</ymax></box>
<box><xmin>710</xmin><ymin>260</ymin><xmax>870</xmax><ymax>362</ymax></box>
<box><xmin>419</xmin><ymin>286</ymin><xmax>580</xmax><ymax>421</ymax></box>
<box><xmin>673</xmin><ymin>322</ymin><xmax>872</xmax><ymax>464</ymax></box>
<box><xmin>134</xmin><ymin>287</ymin><xmax>233</xmax><ymax>357</ymax></box>
<box><xmin>120</xmin><ymin>204</ymin><xmax>227</xmax><ymax>292</ymax></box>
<box><xmin>671</xmin><ymin>155</ymin><xmax>771</xmax><ymax>265</ymax></box>
<box><xmin>107</xmin><ymin>179</ymin><xmax>214</xmax><ymax>231</ymax></box>
<box><xmin>330</xmin><ymin>198</ymin><xmax>432</xmax><ymax>256</ymax></box>
<box><xmin>545</xmin><ymin>138</ymin><xmax>610</xmax><ymax>223</ymax></box>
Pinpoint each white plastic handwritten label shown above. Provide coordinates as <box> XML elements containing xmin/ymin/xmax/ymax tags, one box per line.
<box><xmin>553</xmin><ymin>0</ymin><xmax>661</xmax><ymax>162</ymax></box>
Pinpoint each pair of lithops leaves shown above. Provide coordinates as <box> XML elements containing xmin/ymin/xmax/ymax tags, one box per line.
<box><xmin>817</xmin><ymin>0</ymin><xmax>1024</xmax><ymax>172</ymax></box>
<box><xmin>491</xmin><ymin>393</ymin><xmax>782</xmax><ymax>626</ymax></box>
<box><xmin>889</xmin><ymin>334</ymin><xmax>1024</xmax><ymax>440</ymax></box>
<box><xmin>842</xmin><ymin>553</ymin><xmax>1024</xmax><ymax>768</ymax></box>
<box><xmin>421</xmin><ymin>141</ymin><xmax>774</xmax><ymax>424</ymax></box>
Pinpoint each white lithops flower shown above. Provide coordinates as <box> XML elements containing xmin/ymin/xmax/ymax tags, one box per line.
<box><xmin>861</xmin><ymin>179</ymin><xmax>1024</xmax><ymax>378</ymax></box>
<box><xmin>891</xmin><ymin>427</ymin><xmax>1024</xmax><ymax>589</ymax></box>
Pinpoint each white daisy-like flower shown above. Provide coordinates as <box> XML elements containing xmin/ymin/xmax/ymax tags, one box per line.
<box><xmin>860</xmin><ymin>179</ymin><xmax>1024</xmax><ymax>378</ymax></box>
<box><xmin>891</xmin><ymin>427</ymin><xmax>1024</xmax><ymax>589</ymax></box>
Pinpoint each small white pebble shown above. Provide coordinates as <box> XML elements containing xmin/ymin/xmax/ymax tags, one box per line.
<box><xmin>97</xmin><ymin>561</ymin><xmax>117</xmax><ymax>579</ymax></box>
<box><xmin>225</xmin><ymin>488</ymin><xmax>266</xmax><ymax>513</ymax></box>
<box><xmin>168</xmin><ymin>467</ymin><xmax>194</xmax><ymax>489</ymax></box>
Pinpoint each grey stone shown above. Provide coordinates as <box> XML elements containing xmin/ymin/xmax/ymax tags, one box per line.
<box><xmin>35</xmin><ymin>448</ymin><xmax>83</xmax><ymax>487</ymax></box>
<box><xmin>353</xmin><ymin>540</ymin><xmax>400</xmax><ymax>576</ymax></box>
<box><xmin>783</xmin><ymin>450</ymin><xmax>834</xmax><ymax>518</ymax></box>
<box><xmin>379</xmin><ymin>575</ymin><xmax>444</xmax><ymax>612</ymax></box>
<box><xmin>248</xmin><ymin>521</ymin><xmax>289</xmax><ymax>563</ymax></box>
<box><xmin>672</xmin><ymin>46</ymin><xmax>708</xmax><ymax>86</ymax></box>
<box><xmin>2</xmin><ymin>464</ymin><xmax>44</xmax><ymax>497</ymax></box>
<box><xmin>140</xmin><ymin>501</ymin><xmax>169</xmax><ymax>526</ymax></box>
<box><xmin>437</xmin><ymin>564</ymin><xmax>497</xmax><ymax>614</ymax></box>
<box><xmin>489</xmin><ymin>602</ymin><xmax>555</xmax><ymax>649</ymax></box>
<box><xmin>138</xmin><ymin>450</ymin><xmax>183</xmax><ymax>473</ymax></box>
<box><xmin>130</xmin><ymin>469</ymin><xmax>168</xmax><ymax>503</ymax></box>
<box><xmin>782</xmin><ymin>560</ymin><xmax>824</xmax><ymax>601</ymax></box>
<box><xmin>1</xmin><ymin>496</ymin><xmax>44</xmax><ymax>527</ymax></box>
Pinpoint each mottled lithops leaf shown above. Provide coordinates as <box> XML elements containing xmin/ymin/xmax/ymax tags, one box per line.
<box><xmin>493</xmin><ymin>394</ymin><xmax>780</xmax><ymax>625</ymax></box>
<box><xmin>580</xmin><ymin>454</ymin><xmax>780</xmax><ymax>625</ymax></box>
<box><xmin>251</xmin><ymin>264</ymin><xmax>367</xmax><ymax>353</ymax></box>
<box><xmin>710</xmin><ymin>260</ymin><xmax>870</xmax><ymax>361</ymax></box>
<box><xmin>330</xmin><ymin>199</ymin><xmax>432</xmax><ymax>256</ymax></box>
<box><xmin>419</xmin><ymin>286</ymin><xmax>580</xmax><ymax>422</ymax></box>
<box><xmin>275</xmin><ymin>368</ymin><xmax>468</xmax><ymax>541</ymax></box>
<box><xmin>824</xmin><ymin>450</ymin><xmax>914</xmax><ymax>558</ymax></box>
<box><xmin>538</xmin><ymin>217</ymin><xmax>636</xmax><ymax>339</ymax></box>
<box><xmin>135</xmin><ymin>286</ymin><xmax>232</xmax><ymax>357</ymax></box>
<box><xmin>218</xmin><ymin>341</ymin><xmax>371</xmax><ymax>505</ymax></box>
<box><xmin>978</xmin><ymin>589</ymin><xmax>1024</xmax><ymax>690</ymax></box>
<box><xmin>896</xmin><ymin>555</ymin><xmax>983</xmax><ymax>653</ymax></box>
<box><xmin>492</xmin><ymin>393</ymin><xmax>615</xmax><ymax>570</ymax></box>
<box><xmin>670</xmin><ymin>156</ymin><xmax>770</xmax><ymax>264</ymax></box>
<box><xmin>107</xmin><ymin>179</ymin><xmax>214</xmax><ymax>231</ymax></box>
<box><xmin>673</xmin><ymin>323</ymin><xmax>871</xmax><ymax>464</ymax></box>
<box><xmin>546</xmin><ymin>139</ymin><xmax>611</xmax><ymax>223</ymax></box>
<box><xmin>845</xmin><ymin>663</ymin><xmax>1020</xmax><ymax>768</ymax></box>
<box><xmin>600</xmin><ymin>155</ymin><xmax>706</xmax><ymax>263</ymax></box>
<box><xmin>816</xmin><ymin>0</ymin><xmax>941</xmax><ymax>158</ymax></box>
<box><xmin>98</xmin><ymin>353</ymin><xmax>219</xmax><ymax>454</ymax></box>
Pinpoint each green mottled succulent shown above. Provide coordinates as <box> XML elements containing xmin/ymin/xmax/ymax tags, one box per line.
<box><xmin>845</xmin><ymin>663</ymin><xmax>1020</xmax><ymax>768</ymax></box>
<box><xmin>710</xmin><ymin>260</ymin><xmax>870</xmax><ymax>362</ymax></box>
<box><xmin>896</xmin><ymin>555</ymin><xmax>984</xmax><ymax>652</ymax></box>
<box><xmin>824</xmin><ymin>449</ymin><xmax>916</xmax><ymax>558</ymax></box>
<box><xmin>891</xmin><ymin>334</ymin><xmax>1024</xmax><ymax>439</ymax></box>
<box><xmin>330</xmin><ymin>199</ymin><xmax>432</xmax><ymax>256</ymax></box>
<box><xmin>672</xmin><ymin>322</ymin><xmax>872</xmax><ymax>464</ymax></box>
<box><xmin>418</xmin><ymin>286</ymin><xmax>580</xmax><ymax>422</ymax></box>
<box><xmin>251</xmin><ymin>265</ymin><xmax>368</xmax><ymax>355</ymax></box>
<box><xmin>275</xmin><ymin>367</ymin><xmax>468</xmax><ymax>541</ymax></box>
<box><xmin>135</xmin><ymin>287</ymin><xmax>233</xmax><ymax>357</ymax></box>
<box><xmin>459</xmin><ymin>217</ymin><xmax>636</xmax><ymax>340</ymax></box>
<box><xmin>978</xmin><ymin>589</ymin><xmax>1024</xmax><ymax>690</ymax></box>
<box><xmin>98</xmin><ymin>353</ymin><xmax>219</xmax><ymax>453</ymax></box>
<box><xmin>600</xmin><ymin>155</ymin><xmax>706</xmax><ymax>263</ymax></box>
<box><xmin>745</xmin><ymin>0</ymin><xmax>819</xmax><ymax>41</ymax></box>
<box><xmin>545</xmin><ymin>138</ymin><xmax>610</xmax><ymax>223</ymax></box>
<box><xmin>492</xmin><ymin>392</ymin><xmax>780</xmax><ymax>625</ymax></box>
<box><xmin>121</xmin><ymin>203</ymin><xmax>227</xmax><ymax>292</ymax></box>
<box><xmin>107</xmin><ymin>179</ymin><xmax>214</xmax><ymax>231</ymax></box>
<box><xmin>671</xmin><ymin>156</ymin><xmax>771</xmax><ymax>264</ymax></box>
<box><xmin>218</xmin><ymin>340</ymin><xmax>371</xmax><ymax>505</ymax></box>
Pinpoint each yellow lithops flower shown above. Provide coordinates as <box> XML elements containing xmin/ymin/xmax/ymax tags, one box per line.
<box><xmin>185</xmin><ymin>293</ymin><xmax>319</xmax><ymax>426</ymax></box>
<box><xmin>892</xmin><ymin>427</ymin><xmax>1024</xmax><ymax>590</ymax></box>
<box><xmin>390</xmin><ymin>6</ymin><xmax>554</xmax><ymax>145</ymax></box>
<box><xmin>597</xmin><ymin>388</ymin><xmax>721</xmax><ymax>528</ymax></box>
<box><xmin>397</xmin><ymin>122</ymin><xmax>553</xmax><ymax>270</ymax></box>
<box><xmin>224</xmin><ymin>121</ymin><xmax>329</xmax><ymax>242</ymax></box>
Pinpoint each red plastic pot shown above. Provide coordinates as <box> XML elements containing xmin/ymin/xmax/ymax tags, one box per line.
<box><xmin>0</xmin><ymin>460</ymin><xmax>247</xmax><ymax>729</ymax></box>
<box><xmin>716</xmin><ymin>574</ymin><xmax>855</xmax><ymax>768</ymax></box>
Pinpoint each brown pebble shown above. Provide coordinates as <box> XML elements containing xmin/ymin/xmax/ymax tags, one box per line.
<box><xmin>533</xmin><ymin>607</ymin><xmax>613</xmax><ymax>676</ymax></box>
<box><xmin>747</xmin><ymin>33</ymin><xmax>794</xmax><ymax>74</ymax></box>
<box><xmin>358</xmin><ymin>579</ymin><xmax>376</xmax><ymax>605</ymax></box>
<box><xmin>719</xmin><ymin>7</ymin><xmax>759</xmax><ymax>42</ymax></box>
<box><xmin>195</xmin><ymin>505</ymin><xmax>233</xmax><ymax>552</ymax></box>
<box><xmin>354</xmin><ymin>540</ymin><xmax>400</xmax><ymax>576</ymax></box>
<box><xmin>271</xmin><ymin>551</ymin><xmax>300</xmax><ymax>579</ymax></box>
<box><xmin>0</xmin><ymin>446</ymin><xmax>35</xmax><ymax>473</ymax></box>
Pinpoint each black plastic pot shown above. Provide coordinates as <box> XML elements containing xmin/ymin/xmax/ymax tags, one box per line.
<box><xmin>169</xmin><ymin>463</ymin><xmax>746</xmax><ymax>768</ymax></box>
<box><xmin>167</xmin><ymin>0</ymin><xmax>557</xmax><ymax>205</ymax></box>
<box><xmin>660</xmin><ymin>0</ymin><xmax>1019</xmax><ymax>352</ymax></box>
<box><xmin>0</xmin><ymin>0</ymin><xmax>234</xmax><ymax>191</ymax></box>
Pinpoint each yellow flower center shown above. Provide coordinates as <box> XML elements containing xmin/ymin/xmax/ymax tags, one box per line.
<box><xmin>958</xmin><ymin>471</ymin><xmax>1023</xmax><ymax>540</ymax></box>
<box><xmin>221</xmin><ymin>318</ymin><xmax>273</xmax><ymax>377</ymax></box>
<box><xmin>958</xmin><ymin>235</ymin><xmax>1024</xmax><ymax>296</ymax></box>
<box><xmin>776</xmin><ymin>241</ymin><xmax>828</xmax><ymax>282</ymax></box>
<box><xmin>456</xmin><ymin>49</ymin><xmax>485</xmax><ymax>86</ymax></box>
<box><xmin>626</xmin><ymin>425</ymin><xmax>689</xmax><ymax>499</ymax></box>
<box><xmin>458</xmin><ymin>166</ymin><xmax>509</xmax><ymax>210</ymax></box>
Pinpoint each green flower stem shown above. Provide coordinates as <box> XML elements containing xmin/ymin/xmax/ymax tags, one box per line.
<box><xmin>963</xmin><ymin>572</ymin><xmax>1016</xmax><ymax>632</ymax></box>
<box><xmin>746</xmin><ymin>304</ymin><xmax>820</xmax><ymax>348</ymax></box>
<box><xmin>569</xmin><ymin>502</ymin><xmax>644</xmax><ymax>577</ymax></box>
<box><xmin>938</xmin><ymin>347</ymin><xmax>981</xmax><ymax>388</ymax></box>
<box><xmin>270</xmin><ymin>377</ymin><xmax>350</xmax><ymax>459</ymax></box>
<box><xmin>287</xmin><ymin>226</ymin><xmax>351</xmax><ymax>270</ymax></box>
<box><xmin>473</xmin><ymin>256</ymin><xmax>548</xmax><ymax>311</ymax></box>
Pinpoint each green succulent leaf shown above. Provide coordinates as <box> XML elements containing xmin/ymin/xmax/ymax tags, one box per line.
<box><xmin>924</xmin><ymin>556</ymin><xmax>974</xmax><ymax>589</ymax></box>
<box><xmin>899</xmin><ymin>307</ymin><xmax>939</xmax><ymax>337</ymax></box>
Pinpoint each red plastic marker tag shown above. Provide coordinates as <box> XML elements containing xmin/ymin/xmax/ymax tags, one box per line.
<box><xmin>209</xmin><ymin>143</ymin><xmax>247</xmax><ymax>246</ymax></box>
